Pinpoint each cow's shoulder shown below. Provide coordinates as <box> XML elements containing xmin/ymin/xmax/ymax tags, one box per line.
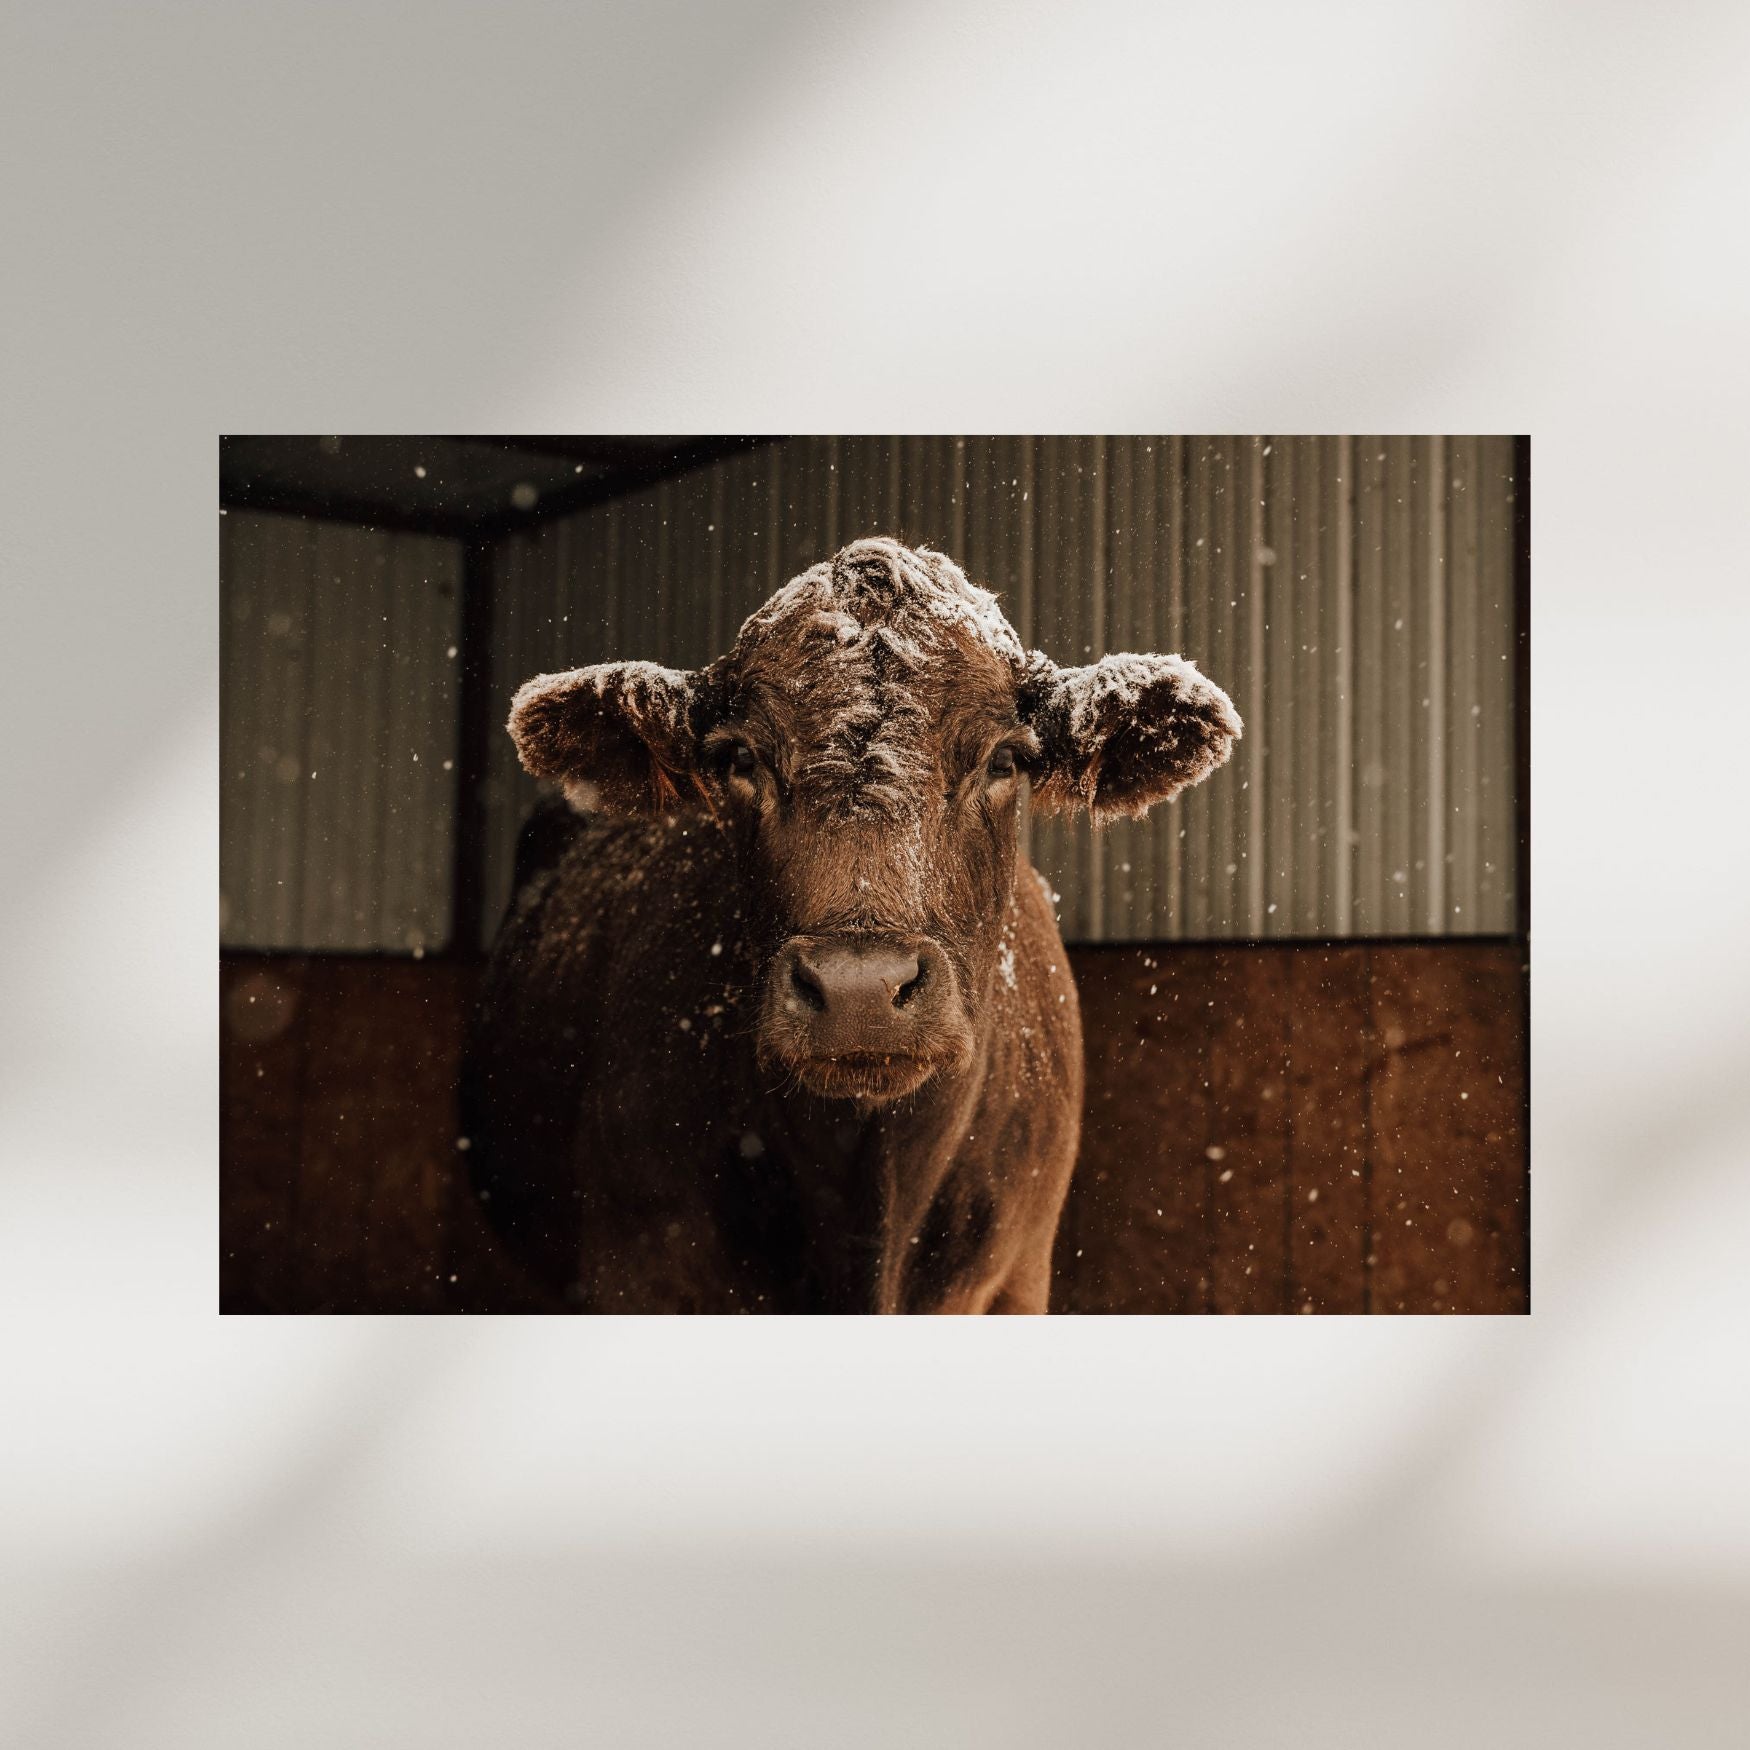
<box><xmin>465</xmin><ymin>807</ymin><xmax>751</xmax><ymax>1291</ymax></box>
<box><xmin>502</xmin><ymin>806</ymin><xmax>731</xmax><ymax>947</ymax></box>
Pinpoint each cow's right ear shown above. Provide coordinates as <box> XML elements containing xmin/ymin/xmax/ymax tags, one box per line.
<box><xmin>508</xmin><ymin>659</ymin><xmax>718</xmax><ymax>813</ymax></box>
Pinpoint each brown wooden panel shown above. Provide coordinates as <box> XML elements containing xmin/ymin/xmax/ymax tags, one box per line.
<box><xmin>295</xmin><ymin>959</ymin><xmax>467</xmax><ymax>1311</ymax></box>
<box><xmin>1205</xmin><ymin>948</ymin><xmax>1292</xmax><ymax>1312</ymax></box>
<box><xmin>1056</xmin><ymin>947</ymin><xmax>1212</xmax><ymax>1313</ymax></box>
<box><xmin>219</xmin><ymin>944</ymin><xmax>1528</xmax><ymax>1314</ymax></box>
<box><xmin>1287</xmin><ymin>948</ymin><xmax>1371</xmax><ymax>1312</ymax></box>
<box><xmin>1368</xmin><ymin>944</ymin><xmax>1528</xmax><ymax>1312</ymax></box>
<box><xmin>220</xmin><ymin>957</ymin><xmax>309</xmax><ymax>1310</ymax></box>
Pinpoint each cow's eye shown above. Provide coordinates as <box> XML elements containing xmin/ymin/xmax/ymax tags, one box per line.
<box><xmin>987</xmin><ymin>745</ymin><xmax>1018</xmax><ymax>780</ymax></box>
<box><xmin>726</xmin><ymin>742</ymin><xmax>758</xmax><ymax>778</ymax></box>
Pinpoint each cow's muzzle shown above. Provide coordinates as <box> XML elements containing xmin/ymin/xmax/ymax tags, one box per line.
<box><xmin>760</xmin><ymin>933</ymin><xmax>969</xmax><ymax>1101</ymax></box>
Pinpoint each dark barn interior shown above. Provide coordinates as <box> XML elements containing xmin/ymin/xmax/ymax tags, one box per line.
<box><xmin>220</xmin><ymin>435</ymin><xmax>1528</xmax><ymax>1314</ymax></box>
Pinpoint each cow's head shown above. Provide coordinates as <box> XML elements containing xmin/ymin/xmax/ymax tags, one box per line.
<box><xmin>509</xmin><ymin>538</ymin><xmax>1240</xmax><ymax>1103</ymax></box>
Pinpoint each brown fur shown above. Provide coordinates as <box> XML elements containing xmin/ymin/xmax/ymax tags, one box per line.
<box><xmin>465</xmin><ymin>538</ymin><xmax>1238</xmax><ymax>1312</ymax></box>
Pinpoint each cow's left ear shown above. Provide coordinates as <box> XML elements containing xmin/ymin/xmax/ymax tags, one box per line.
<box><xmin>1018</xmin><ymin>651</ymin><xmax>1242</xmax><ymax>821</ymax></box>
<box><xmin>508</xmin><ymin>659</ymin><xmax>720</xmax><ymax>813</ymax></box>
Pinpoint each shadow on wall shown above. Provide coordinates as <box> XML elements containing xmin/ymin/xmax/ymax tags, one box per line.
<box><xmin>220</xmin><ymin>942</ymin><xmax>1527</xmax><ymax>1314</ymax></box>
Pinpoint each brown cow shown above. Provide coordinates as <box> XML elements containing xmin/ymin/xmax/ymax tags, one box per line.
<box><xmin>461</xmin><ymin>537</ymin><xmax>1239</xmax><ymax>1312</ymax></box>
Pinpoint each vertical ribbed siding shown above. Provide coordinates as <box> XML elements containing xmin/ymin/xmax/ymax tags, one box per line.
<box><xmin>220</xmin><ymin>509</ymin><xmax>461</xmax><ymax>950</ymax></box>
<box><xmin>1332</xmin><ymin>435</ymin><xmax>1356</xmax><ymax>932</ymax></box>
<box><xmin>1474</xmin><ymin>435</ymin><xmax>1518</xmax><ymax>930</ymax></box>
<box><xmin>476</xmin><ymin>437</ymin><xmax>1519</xmax><ymax>946</ymax></box>
<box><xmin>1425</xmin><ymin>435</ymin><xmax>1449</xmax><ymax>933</ymax></box>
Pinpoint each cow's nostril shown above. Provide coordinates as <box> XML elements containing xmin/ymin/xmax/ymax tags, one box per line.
<box><xmin>790</xmin><ymin>954</ymin><xmax>828</xmax><ymax>1012</ymax></box>
<box><xmin>778</xmin><ymin>938</ymin><xmax>933</xmax><ymax>1028</ymax></box>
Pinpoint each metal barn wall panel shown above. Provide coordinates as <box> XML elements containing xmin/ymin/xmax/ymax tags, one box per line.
<box><xmin>221</xmin><ymin>510</ymin><xmax>463</xmax><ymax>950</ymax></box>
<box><xmin>479</xmin><ymin>438</ymin><xmax>1519</xmax><ymax>945</ymax></box>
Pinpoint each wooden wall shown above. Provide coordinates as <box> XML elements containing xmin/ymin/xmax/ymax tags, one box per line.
<box><xmin>1059</xmin><ymin>942</ymin><xmax>1526</xmax><ymax>1314</ymax></box>
<box><xmin>220</xmin><ymin>943</ymin><xmax>1527</xmax><ymax>1314</ymax></box>
<box><xmin>221</xmin><ymin>956</ymin><xmax>471</xmax><ymax>1312</ymax></box>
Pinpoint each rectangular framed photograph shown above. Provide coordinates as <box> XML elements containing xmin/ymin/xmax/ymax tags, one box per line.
<box><xmin>220</xmin><ymin>435</ymin><xmax>1527</xmax><ymax>1313</ymax></box>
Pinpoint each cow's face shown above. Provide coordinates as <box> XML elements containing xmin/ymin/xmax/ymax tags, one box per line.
<box><xmin>510</xmin><ymin>538</ymin><xmax>1240</xmax><ymax>1103</ymax></box>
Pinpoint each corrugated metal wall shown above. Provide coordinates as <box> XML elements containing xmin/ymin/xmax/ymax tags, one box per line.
<box><xmin>221</xmin><ymin>509</ymin><xmax>462</xmax><ymax>950</ymax></box>
<box><xmin>481</xmin><ymin>436</ymin><xmax>1518</xmax><ymax>944</ymax></box>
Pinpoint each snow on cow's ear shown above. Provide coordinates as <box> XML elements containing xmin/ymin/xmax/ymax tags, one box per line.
<box><xmin>507</xmin><ymin>659</ymin><xmax>713</xmax><ymax>813</ymax></box>
<box><xmin>1018</xmin><ymin>651</ymin><xmax>1242</xmax><ymax>821</ymax></box>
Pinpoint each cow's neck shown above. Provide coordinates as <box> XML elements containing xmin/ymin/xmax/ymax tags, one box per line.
<box><xmin>748</xmin><ymin>1035</ymin><xmax>991</xmax><ymax>1311</ymax></box>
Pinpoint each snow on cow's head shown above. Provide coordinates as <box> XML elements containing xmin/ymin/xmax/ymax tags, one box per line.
<box><xmin>508</xmin><ymin>535</ymin><xmax>1242</xmax><ymax>826</ymax></box>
